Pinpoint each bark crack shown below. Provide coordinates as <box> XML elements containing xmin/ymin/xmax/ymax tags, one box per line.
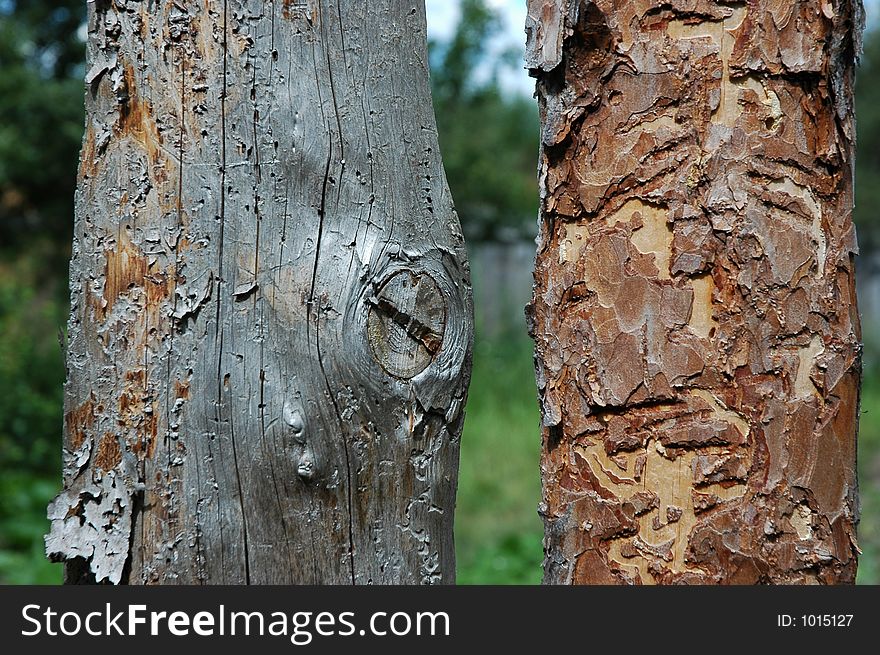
<box><xmin>216</xmin><ymin>0</ymin><xmax>251</xmax><ymax>585</ymax></box>
<box><xmin>306</xmin><ymin>2</ymin><xmax>356</xmax><ymax>585</ymax></box>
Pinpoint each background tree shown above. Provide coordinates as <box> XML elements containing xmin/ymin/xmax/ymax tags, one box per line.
<box><xmin>45</xmin><ymin>0</ymin><xmax>472</xmax><ymax>585</ymax></box>
<box><xmin>0</xmin><ymin>0</ymin><xmax>84</xmax><ymax>251</ymax></box>
<box><xmin>527</xmin><ymin>0</ymin><xmax>862</xmax><ymax>583</ymax></box>
<box><xmin>430</xmin><ymin>0</ymin><xmax>539</xmax><ymax>242</ymax></box>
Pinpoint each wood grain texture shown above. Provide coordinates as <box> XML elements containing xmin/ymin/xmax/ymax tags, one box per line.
<box><xmin>527</xmin><ymin>0</ymin><xmax>863</xmax><ymax>584</ymax></box>
<box><xmin>47</xmin><ymin>0</ymin><xmax>472</xmax><ymax>585</ymax></box>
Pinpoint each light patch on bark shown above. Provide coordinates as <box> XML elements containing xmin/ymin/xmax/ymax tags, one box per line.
<box><xmin>689</xmin><ymin>389</ymin><xmax>750</xmax><ymax>438</ymax></box>
<box><xmin>767</xmin><ymin>178</ymin><xmax>827</xmax><ymax>275</ymax></box>
<box><xmin>795</xmin><ymin>336</ymin><xmax>825</xmax><ymax>400</ymax></box>
<box><xmin>630</xmin><ymin>214</ymin><xmax>673</xmax><ymax>281</ymax></box>
<box><xmin>687</xmin><ymin>275</ymin><xmax>718</xmax><ymax>340</ymax></box>
<box><xmin>45</xmin><ymin>472</ymin><xmax>134</xmax><ymax>584</ymax></box>
<box><xmin>791</xmin><ymin>503</ymin><xmax>815</xmax><ymax>541</ymax></box>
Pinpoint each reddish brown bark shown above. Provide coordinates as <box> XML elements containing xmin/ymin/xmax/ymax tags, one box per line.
<box><xmin>527</xmin><ymin>0</ymin><xmax>862</xmax><ymax>584</ymax></box>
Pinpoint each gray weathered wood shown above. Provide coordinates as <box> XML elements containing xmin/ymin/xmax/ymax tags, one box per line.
<box><xmin>47</xmin><ymin>0</ymin><xmax>473</xmax><ymax>585</ymax></box>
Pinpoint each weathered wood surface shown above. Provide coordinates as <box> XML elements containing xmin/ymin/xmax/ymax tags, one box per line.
<box><xmin>47</xmin><ymin>0</ymin><xmax>472</xmax><ymax>585</ymax></box>
<box><xmin>527</xmin><ymin>0</ymin><xmax>862</xmax><ymax>583</ymax></box>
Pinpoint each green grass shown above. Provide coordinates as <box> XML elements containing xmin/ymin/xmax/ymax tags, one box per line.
<box><xmin>0</xmin><ymin>245</ymin><xmax>65</xmax><ymax>584</ymax></box>
<box><xmin>856</xmin><ymin>378</ymin><xmax>880</xmax><ymax>584</ymax></box>
<box><xmin>0</xmin><ymin>472</ymin><xmax>61</xmax><ymax>584</ymax></box>
<box><xmin>455</xmin><ymin>335</ymin><xmax>543</xmax><ymax>584</ymax></box>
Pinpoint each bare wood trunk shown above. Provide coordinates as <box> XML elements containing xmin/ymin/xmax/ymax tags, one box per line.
<box><xmin>526</xmin><ymin>0</ymin><xmax>862</xmax><ymax>584</ymax></box>
<box><xmin>47</xmin><ymin>0</ymin><xmax>472</xmax><ymax>585</ymax></box>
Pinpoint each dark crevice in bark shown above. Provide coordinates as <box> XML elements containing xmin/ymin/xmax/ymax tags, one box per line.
<box><xmin>217</xmin><ymin>0</ymin><xmax>251</xmax><ymax>586</ymax></box>
<box><xmin>119</xmin><ymin>487</ymin><xmax>144</xmax><ymax>585</ymax></box>
<box><xmin>307</xmin><ymin>5</ymin><xmax>356</xmax><ymax>585</ymax></box>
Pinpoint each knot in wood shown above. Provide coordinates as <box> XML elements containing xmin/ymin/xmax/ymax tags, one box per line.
<box><xmin>366</xmin><ymin>270</ymin><xmax>446</xmax><ymax>379</ymax></box>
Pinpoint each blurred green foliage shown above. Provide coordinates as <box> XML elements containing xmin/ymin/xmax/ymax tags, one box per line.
<box><xmin>456</xmin><ymin>333</ymin><xmax>542</xmax><ymax>585</ymax></box>
<box><xmin>856</xmin><ymin>379</ymin><xmax>880</xmax><ymax>584</ymax></box>
<box><xmin>0</xmin><ymin>249</ymin><xmax>66</xmax><ymax>583</ymax></box>
<box><xmin>0</xmin><ymin>244</ymin><xmax>65</xmax><ymax>471</ymax></box>
<box><xmin>0</xmin><ymin>0</ymin><xmax>84</xmax><ymax>253</ymax></box>
<box><xmin>0</xmin><ymin>0</ymin><xmax>879</xmax><ymax>585</ymax></box>
<box><xmin>0</xmin><ymin>0</ymin><xmax>83</xmax><ymax>584</ymax></box>
<box><xmin>429</xmin><ymin>0</ymin><xmax>540</xmax><ymax>241</ymax></box>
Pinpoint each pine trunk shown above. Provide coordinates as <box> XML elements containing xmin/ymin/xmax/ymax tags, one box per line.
<box><xmin>47</xmin><ymin>0</ymin><xmax>472</xmax><ymax>585</ymax></box>
<box><xmin>527</xmin><ymin>0</ymin><xmax>862</xmax><ymax>584</ymax></box>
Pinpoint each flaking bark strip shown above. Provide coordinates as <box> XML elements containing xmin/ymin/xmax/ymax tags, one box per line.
<box><xmin>528</xmin><ymin>0</ymin><xmax>862</xmax><ymax>584</ymax></box>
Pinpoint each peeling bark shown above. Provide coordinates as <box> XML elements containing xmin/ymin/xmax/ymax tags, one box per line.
<box><xmin>49</xmin><ymin>0</ymin><xmax>472</xmax><ymax>585</ymax></box>
<box><xmin>527</xmin><ymin>0</ymin><xmax>862</xmax><ymax>584</ymax></box>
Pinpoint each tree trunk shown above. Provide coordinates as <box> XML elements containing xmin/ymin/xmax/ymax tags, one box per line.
<box><xmin>46</xmin><ymin>0</ymin><xmax>472</xmax><ymax>585</ymax></box>
<box><xmin>526</xmin><ymin>0</ymin><xmax>862</xmax><ymax>584</ymax></box>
